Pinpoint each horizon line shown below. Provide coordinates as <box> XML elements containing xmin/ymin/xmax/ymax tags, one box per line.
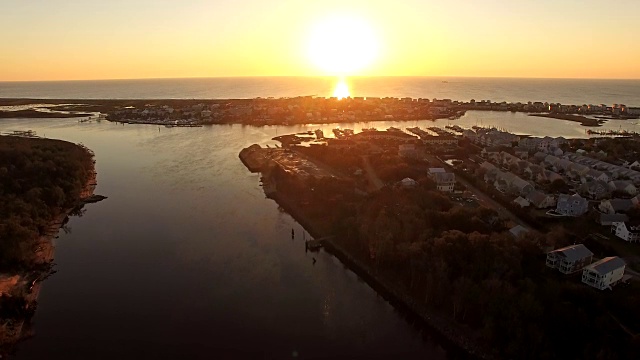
<box><xmin>2</xmin><ymin>75</ymin><xmax>640</xmax><ymax>83</ymax></box>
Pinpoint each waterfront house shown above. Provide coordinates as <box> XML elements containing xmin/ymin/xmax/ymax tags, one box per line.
<box><xmin>556</xmin><ymin>194</ymin><xmax>589</xmax><ymax>217</ymax></box>
<box><xmin>608</xmin><ymin>180</ymin><xmax>637</xmax><ymax>196</ymax></box>
<box><xmin>599</xmin><ymin>199</ymin><xmax>634</xmax><ymax>214</ymax></box>
<box><xmin>611</xmin><ymin>221</ymin><xmax>640</xmax><ymax>242</ymax></box>
<box><xmin>582</xmin><ymin>257</ymin><xmax>626</xmax><ymax>290</ymax></box>
<box><xmin>526</xmin><ymin>190</ymin><xmax>556</xmax><ymax>209</ymax></box>
<box><xmin>546</xmin><ymin>244</ymin><xmax>594</xmax><ymax>274</ymax></box>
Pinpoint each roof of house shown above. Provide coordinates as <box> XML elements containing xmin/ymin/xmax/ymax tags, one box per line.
<box><xmin>513</xmin><ymin>196</ymin><xmax>530</xmax><ymax>207</ymax></box>
<box><xmin>526</xmin><ymin>190</ymin><xmax>550</xmax><ymax>205</ymax></box>
<box><xmin>584</xmin><ymin>257</ymin><xmax>625</xmax><ymax>275</ymax></box>
<box><xmin>509</xmin><ymin>225</ymin><xmax>529</xmax><ymax>237</ymax></box>
<box><xmin>599</xmin><ymin>213</ymin><xmax>629</xmax><ymax>223</ymax></box>
<box><xmin>607</xmin><ymin>198</ymin><xmax>634</xmax><ymax>211</ymax></box>
<box><xmin>434</xmin><ymin>172</ymin><xmax>455</xmax><ymax>183</ymax></box>
<box><xmin>428</xmin><ymin>168</ymin><xmax>446</xmax><ymax>174</ymax></box>
<box><xmin>548</xmin><ymin>244</ymin><xmax>593</xmax><ymax>262</ymax></box>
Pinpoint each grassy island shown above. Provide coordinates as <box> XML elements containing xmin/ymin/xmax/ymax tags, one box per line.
<box><xmin>0</xmin><ymin>135</ymin><xmax>99</xmax><ymax>353</ymax></box>
<box><xmin>241</xmin><ymin>134</ymin><xmax>640</xmax><ymax>359</ymax></box>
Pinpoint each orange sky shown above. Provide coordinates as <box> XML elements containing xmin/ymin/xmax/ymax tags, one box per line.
<box><xmin>1</xmin><ymin>0</ymin><xmax>639</xmax><ymax>81</ymax></box>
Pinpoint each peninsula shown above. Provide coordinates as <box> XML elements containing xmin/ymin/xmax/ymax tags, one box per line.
<box><xmin>240</xmin><ymin>126</ymin><xmax>640</xmax><ymax>359</ymax></box>
<box><xmin>1</xmin><ymin>97</ymin><xmax>638</xmax><ymax>127</ymax></box>
<box><xmin>0</xmin><ymin>135</ymin><xmax>104</xmax><ymax>355</ymax></box>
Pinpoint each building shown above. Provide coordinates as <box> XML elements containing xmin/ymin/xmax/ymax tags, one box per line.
<box><xmin>422</xmin><ymin>136</ymin><xmax>458</xmax><ymax>146</ymax></box>
<box><xmin>611</xmin><ymin>221</ymin><xmax>640</xmax><ymax>242</ymax></box>
<box><xmin>428</xmin><ymin>168</ymin><xmax>456</xmax><ymax>192</ymax></box>
<box><xmin>581</xmin><ymin>257</ymin><xmax>626</xmax><ymax>290</ymax></box>
<box><xmin>556</xmin><ymin>194</ymin><xmax>589</xmax><ymax>217</ymax></box>
<box><xmin>546</xmin><ymin>244</ymin><xmax>594</xmax><ymax>274</ymax></box>
<box><xmin>526</xmin><ymin>190</ymin><xmax>556</xmax><ymax>209</ymax></box>
<box><xmin>598</xmin><ymin>213</ymin><xmax>629</xmax><ymax>226</ymax></box>
<box><xmin>608</xmin><ymin>180</ymin><xmax>637</xmax><ymax>196</ymax></box>
<box><xmin>599</xmin><ymin>199</ymin><xmax>634</xmax><ymax>214</ymax></box>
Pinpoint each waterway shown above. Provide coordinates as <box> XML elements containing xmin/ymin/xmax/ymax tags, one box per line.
<box><xmin>0</xmin><ymin>118</ymin><xmax>452</xmax><ymax>359</ymax></box>
<box><xmin>3</xmin><ymin>110</ymin><xmax>637</xmax><ymax>358</ymax></box>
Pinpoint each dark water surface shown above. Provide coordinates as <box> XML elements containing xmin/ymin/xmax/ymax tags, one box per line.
<box><xmin>0</xmin><ymin>119</ymin><xmax>451</xmax><ymax>359</ymax></box>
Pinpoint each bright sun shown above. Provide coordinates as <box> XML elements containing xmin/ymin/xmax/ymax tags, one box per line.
<box><xmin>307</xmin><ymin>15</ymin><xmax>379</xmax><ymax>75</ymax></box>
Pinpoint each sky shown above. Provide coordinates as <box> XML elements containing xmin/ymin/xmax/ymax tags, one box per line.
<box><xmin>1</xmin><ymin>0</ymin><xmax>639</xmax><ymax>81</ymax></box>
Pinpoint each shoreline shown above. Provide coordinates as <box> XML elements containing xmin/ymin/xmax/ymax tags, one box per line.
<box><xmin>265</xmin><ymin>184</ymin><xmax>492</xmax><ymax>359</ymax></box>
<box><xmin>0</xmin><ymin>154</ymin><xmax>100</xmax><ymax>354</ymax></box>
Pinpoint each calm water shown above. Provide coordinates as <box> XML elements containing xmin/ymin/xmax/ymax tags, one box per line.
<box><xmin>0</xmin><ymin>118</ymin><xmax>454</xmax><ymax>360</ymax></box>
<box><xmin>1</xmin><ymin>77</ymin><xmax>639</xmax><ymax>106</ymax></box>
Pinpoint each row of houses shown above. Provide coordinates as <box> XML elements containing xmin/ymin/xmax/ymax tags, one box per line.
<box><xmin>546</xmin><ymin>244</ymin><xmax>627</xmax><ymax>290</ymax></box>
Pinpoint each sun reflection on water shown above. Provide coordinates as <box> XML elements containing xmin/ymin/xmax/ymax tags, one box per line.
<box><xmin>332</xmin><ymin>78</ymin><xmax>350</xmax><ymax>99</ymax></box>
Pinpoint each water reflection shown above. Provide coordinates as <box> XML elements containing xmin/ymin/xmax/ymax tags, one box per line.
<box><xmin>0</xmin><ymin>118</ymin><xmax>450</xmax><ymax>360</ymax></box>
<box><xmin>333</xmin><ymin>78</ymin><xmax>351</xmax><ymax>99</ymax></box>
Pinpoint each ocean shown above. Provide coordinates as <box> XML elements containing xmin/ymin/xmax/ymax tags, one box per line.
<box><xmin>1</xmin><ymin>77</ymin><xmax>639</xmax><ymax>106</ymax></box>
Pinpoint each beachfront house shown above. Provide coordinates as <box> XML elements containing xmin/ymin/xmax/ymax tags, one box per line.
<box><xmin>611</xmin><ymin>221</ymin><xmax>640</xmax><ymax>243</ymax></box>
<box><xmin>546</xmin><ymin>244</ymin><xmax>594</xmax><ymax>274</ymax></box>
<box><xmin>581</xmin><ymin>257</ymin><xmax>626</xmax><ymax>290</ymax></box>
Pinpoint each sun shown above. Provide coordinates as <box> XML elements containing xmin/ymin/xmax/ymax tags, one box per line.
<box><xmin>307</xmin><ymin>15</ymin><xmax>379</xmax><ymax>76</ymax></box>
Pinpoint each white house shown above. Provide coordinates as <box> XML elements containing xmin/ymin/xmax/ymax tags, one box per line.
<box><xmin>611</xmin><ymin>221</ymin><xmax>640</xmax><ymax>243</ymax></box>
<box><xmin>546</xmin><ymin>244</ymin><xmax>594</xmax><ymax>274</ymax></box>
<box><xmin>581</xmin><ymin>257</ymin><xmax>626</xmax><ymax>290</ymax></box>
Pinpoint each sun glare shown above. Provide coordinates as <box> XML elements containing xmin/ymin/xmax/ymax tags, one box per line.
<box><xmin>308</xmin><ymin>15</ymin><xmax>379</xmax><ymax>75</ymax></box>
<box><xmin>333</xmin><ymin>79</ymin><xmax>350</xmax><ymax>99</ymax></box>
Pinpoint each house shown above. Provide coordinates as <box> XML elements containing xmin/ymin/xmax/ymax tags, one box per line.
<box><xmin>581</xmin><ymin>257</ymin><xmax>626</xmax><ymax>290</ymax></box>
<box><xmin>429</xmin><ymin>168</ymin><xmax>456</xmax><ymax>192</ymax></box>
<box><xmin>399</xmin><ymin>178</ymin><xmax>417</xmax><ymax>188</ymax></box>
<box><xmin>585</xmin><ymin>169</ymin><xmax>609</xmax><ymax>183</ymax></box>
<box><xmin>513</xmin><ymin>196</ymin><xmax>530</xmax><ymax>208</ymax></box>
<box><xmin>546</xmin><ymin>244</ymin><xmax>594</xmax><ymax>274</ymax></box>
<box><xmin>526</xmin><ymin>190</ymin><xmax>556</xmax><ymax>209</ymax></box>
<box><xmin>599</xmin><ymin>199</ymin><xmax>634</xmax><ymax>214</ymax></box>
<box><xmin>579</xmin><ymin>180</ymin><xmax>611</xmax><ymax>200</ymax></box>
<box><xmin>608</xmin><ymin>180</ymin><xmax>637</xmax><ymax>196</ymax></box>
<box><xmin>509</xmin><ymin>225</ymin><xmax>529</xmax><ymax>238</ymax></box>
<box><xmin>611</xmin><ymin>221</ymin><xmax>640</xmax><ymax>242</ymax></box>
<box><xmin>556</xmin><ymin>194</ymin><xmax>589</xmax><ymax>217</ymax></box>
<box><xmin>598</xmin><ymin>213</ymin><xmax>629</xmax><ymax>226</ymax></box>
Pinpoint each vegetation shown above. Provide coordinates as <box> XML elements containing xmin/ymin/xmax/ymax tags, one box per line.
<box><xmin>0</xmin><ymin>135</ymin><xmax>94</xmax><ymax>272</ymax></box>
